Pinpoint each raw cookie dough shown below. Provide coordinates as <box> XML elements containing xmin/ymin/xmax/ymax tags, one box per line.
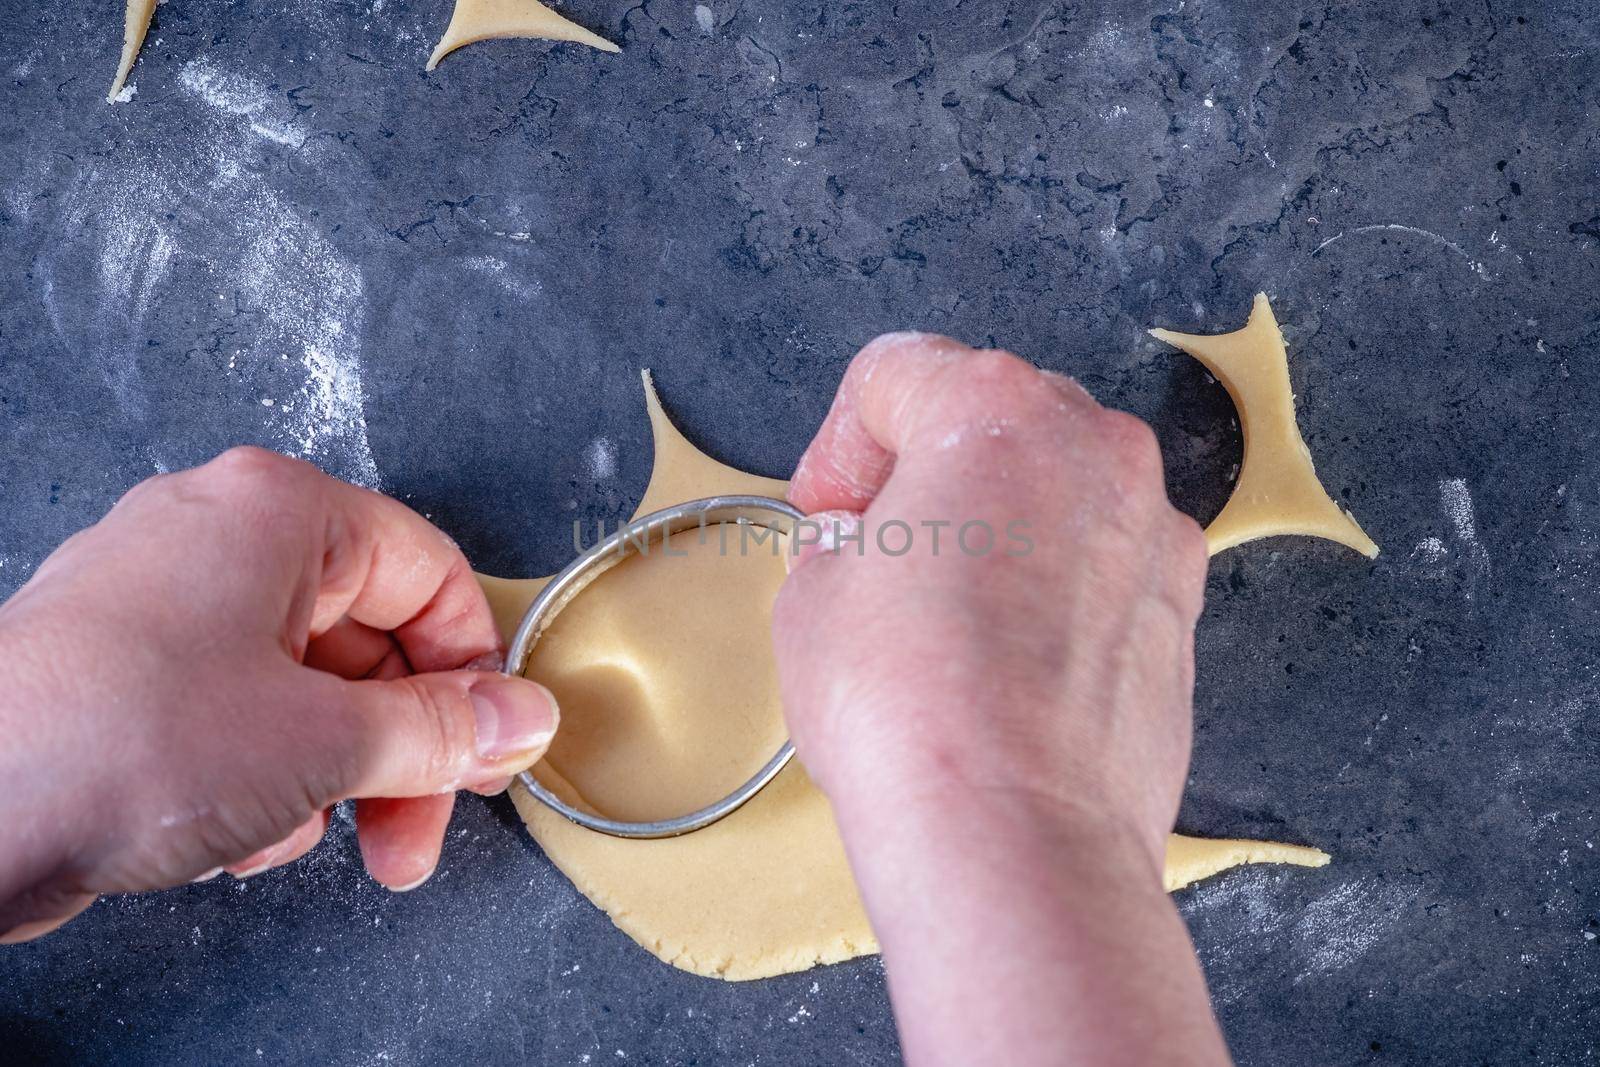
<box><xmin>428</xmin><ymin>0</ymin><xmax>620</xmax><ymax>71</ymax></box>
<box><xmin>104</xmin><ymin>0</ymin><xmax>617</xmax><ymax>103</ymax></box>
<box><xmin>108</xmin><ymin>0</ymin><xmax>156</xmax><ymax>103</ymax></box>
<box><xmin>1151</xmin><ymin>294</ymin><xmax>1379</xmax><ymax>558</ymax></box>
<box><xmin>476</xmin><ymin>372</ymin><xmax>1330</xmax><ymax>980</ymax></box>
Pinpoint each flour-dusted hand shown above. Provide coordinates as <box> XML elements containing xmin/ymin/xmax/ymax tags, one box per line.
<box><xmin>773</xmin><ymin>335</ymin><xmax>1230</xmax><ymax>1066</ymax></box>
<box><xmin>0</xmin><ymin>448</ymin><xmax>558</xmax><ymax>942</ymax></box>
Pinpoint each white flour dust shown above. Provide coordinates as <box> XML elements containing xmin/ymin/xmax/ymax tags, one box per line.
<box><xmin>1439</xmin><ymin>476</ymin><xmax>1491</xmax><ymax>587</ymax></box>
<box><xmin>1413</xmin><ymin>535</ymin><xmax>1448</xmax><ymax>564</ymax></box>
<box><xmin>230</xmin><ymin>199</ymin><xmax>382</xmax><ymax>489</ymax></box>
<box><xmin>179</xmin><ymin>57</ymin><xmax>305</xmax><ymax>147</ymax></box>
<box><xmin>1313</xmin><ymin>224</ymin><xmax>1491</xmax><ymax>280</ymax></box>
<box><xmin>52</xmin><ymin>68</ymin><xmax>382</xmax><ymax>490</ymax></box>
<box><xmin>1292</xmin><ymin>878</ymin><xmax>1417</xmax><ymax>980</ymax></box>
<box><xmin>586</xmin><ymin>437</ymin><xmax>617</xmax><ymax>480</ymax></box>
<box><xmin>1178</xmin><ymin>871</ymin><xmax>1295</xmax><ymax>1006</ymax></box>
<box><xmin>464</xmin><ymin>255</ymin><xmax>542</xmax><ymax>301</ymax></box>
<box><xmin>1179</xmin><ymin>870</ymin><xmax>1419</xmax><ymax>1003</ymax></box>
<box><xmin>95</xmin><ymin>215</ymin><xmax>175</xmax><ymax>321</ymax></box>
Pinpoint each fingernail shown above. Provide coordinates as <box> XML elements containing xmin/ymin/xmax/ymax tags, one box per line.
<box><xmin>464</xmin><ymin>650</ymin><xmax>505</xmax><ymax>672</ymax></box>
<box><xmin>469</xmin><ymin>677</ymin><xmax>559</xmax><ymax>762</ymax></box>
<box><xmin>229</xmin><ymin>837</ymin><xmax>291</xmax><ymax>880</ymax></box>
<box><xmin>190</xmin><ymin>867</ymin><xmax>224</xmax><ymax>884</ymax></box>
<box><xmin>386</xmin><ymin>867</ymin><xmax>436</xmax><ymax>893</ymax></box>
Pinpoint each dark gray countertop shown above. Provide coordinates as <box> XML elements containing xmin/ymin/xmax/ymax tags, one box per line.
<box><xmin>2</xmin><ymin>0</ymin><xmax>1598</xmax><ymax>1063</ymax></box>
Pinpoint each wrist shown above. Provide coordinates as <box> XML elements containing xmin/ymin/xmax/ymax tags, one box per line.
<box><xmin>809</xmin><ymin>727</ymin><xmax>1168</xmax><ymax>878</ymax></box>
<box><xmin>825</xmin><ymin>754</ymin><xmax>1215</xmax><ymax>1067</ymax></box>
<box><xmin>0</xmin><ymin>621</ymin><xmax>93</xmax><ymax>902</ymax></box>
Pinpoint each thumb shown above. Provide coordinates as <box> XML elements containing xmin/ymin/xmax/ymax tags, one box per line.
<box><xmin>325</xmin><ymin>670</ymin><xmax>560</xmax><ymax>798</ymax></box>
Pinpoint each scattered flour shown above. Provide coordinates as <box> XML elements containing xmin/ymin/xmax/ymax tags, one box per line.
<box><xmin>1413</xmin><ymin>535</ymin><xmax>1448</xmax><ymax>564</ymax></box>
<box><xmin>51</xmin><ymin>75</ymin><xmax>382</xmax><ymax>490</ymax></box>
<box><xmin>1178</xmin><ymin>871</ymin><xmax>1296</xmax><ymax>1006</ymax></box>
<box><xmin>1313</xmin><ymin>224</ymin><xmax>1490</xmax><ymax>280</ymax></box>
<box><xmin>1179</xmin><ymin>870</ymin><xmax>1419</xmax><ymax>1003</ymax></box>
<box><xmin>179</xmin><ymin>57</ymin><xmax>304</xmax><ymax>148</ymax></box>
<box><xmin>1439</xmin><ymin>476</ymin><xmax>1491</xmax><ymax>585</ymax></box>
<box><xmin>464</xmin><ymin>255</ymin><xmax>542</xmax><ymax>301</ymax></box>
<box><xmin>586</xmin><ymin>437</ymin><xmax>617</xmax><ymax>480</ymax></box>
<box><xmin>694</xmin><ymin>4</ymin><xmax>716</xmax><ymax>33</ymax></box>
<box><xmin>1292</xmin><ymin>878</ymin><xmax>1418</xmax><ymax>980</ymax></box>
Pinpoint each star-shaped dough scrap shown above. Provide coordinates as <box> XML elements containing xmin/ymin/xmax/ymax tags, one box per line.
<box><xmin>1151</xmin><ymin>293</ymin><xmax>1379</xmax><ymax>559</ymax></box>
<box><xmin>428</xmin><ymin>0</ymin><xmax>620</xmax><ymax>70</ymax></box>
<box><xmin>106</xmin><ymin>0</ymin><xmax>618</xmax><ymax>103</ymax></box>
<box><xmin>108</xmin><ymin>0</ymin><xmax>157</xmax><ymax>103</ymax></box>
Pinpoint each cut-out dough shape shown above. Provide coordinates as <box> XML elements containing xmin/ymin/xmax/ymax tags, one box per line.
<box><xmin>108</xmin><ymin>0</ymin><xmax>157</xmax><ymax>103</ymax></box>
<box><xmin>428</xmin><ymin>0</ymin><xmax>620</xmax><ymax>70</ymax></box>
<box><xmin>104</xmin><ymin>0</ymin><xmax>618</xmax><ymax>103</ymax></box>
<box><xmin>1151</xmin><ymin>293</ymin><xmax>1379</xmax><ymax>559</ymax></box>
<box><xmin>476</xmin><ymin>371</ymin><xmax>1330</xmax><ymax>981</ymax></box>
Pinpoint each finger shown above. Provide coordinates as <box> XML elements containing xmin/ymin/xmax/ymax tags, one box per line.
<box><xmin>0</xmin><ymin>891</ymin><xmax>97</xmax><ymax>944</ymax></box>
<box><xmin>356</xmin><ymin>795</ymin><xmax>454</xmax><ymax>891</ymax></box>
<box><xmin>304</xmin><ymin>618</ymin><xmax>411</xmax><ymax>680</ymax></box>
<box><xmin>225</xmin><ymin>810</ymin><xmax>329</xmax><ymax>878</ymax></box>
<box><xmin>299</xmin><ymin>472</ymin><xmax>501</xmax><ymax>673</ymax></box>
<box><xmin>791</xmin><ymin>332</ymin><xmax>975</xmax><ymax>514</ymax></box>
<box><xmin>465</xmin><ymin>776</ymin><xmax>514</xmax><ymax>797</ymax></box>
<box><xmin>313</xmin><ymin>670</ymin><xmax>559</xmax><ymax>799</ymax></box>
<box><xmin>793</xmin><ymin>337</ymin><xmax>1106</xmax><ymax>518</ymax></box>
<box><xmin>785</xmin><ymin>510</ymin><xmax>864</xmax><ymax>574</ymax></box>
<box><xmin>142</xmin><ymin>449</ymin><xmax>502</xmax><ymax>674</ymax></box>
<box><xmin>1040</xmin><ymin>369</ymin><xmax>1099</xmax><ymax>405</ymax></box>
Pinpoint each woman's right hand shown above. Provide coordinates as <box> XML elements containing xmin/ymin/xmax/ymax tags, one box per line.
<box><xmin>771</xmin><ymin>332</ymin><xmax>1229</xmax><ymax>1067</ymax></box>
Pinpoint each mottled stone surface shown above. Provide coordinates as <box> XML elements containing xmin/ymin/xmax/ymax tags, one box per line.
<box><xmin>2</xmin><ymin>0</ymin><xmax>1598</xmax><ymax>1063</ymax></box>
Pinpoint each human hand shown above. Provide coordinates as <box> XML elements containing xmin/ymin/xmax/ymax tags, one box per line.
<box><xmin>775</xmin><ymin>333</ymin><xmax>1208</xmax><ymax>862</ymax></box>
<box><xmin>771</xmin><ymin>334</ymin><xmax>1224</xmax><ymax>1066</ymax></box>
<box><xmin>0</xmin><ymin>448</ymin><xmax>558</xmax><ymax>942</ymax></box>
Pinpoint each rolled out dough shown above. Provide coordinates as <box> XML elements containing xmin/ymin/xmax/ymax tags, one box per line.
<box><xmin>428</xmin><ymin>0</ymin><xmax>620</xmax><ymax>71</ymax></box>
<box><xmin>1151</xmin><ymin>294</ymin><xmax>1379</xmax><ymax>558</ymax></box>
<box><xmin>476</xmin><ymin>372</ymin><xmax>1330</xmax><ymax>981</ymax></box>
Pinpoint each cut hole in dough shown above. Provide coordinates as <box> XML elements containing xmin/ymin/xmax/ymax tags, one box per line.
<box><xmin>477</xmin><ymin>371</ymin><xmax>1331</xmax><ymax>980</ymax></box>
<box><xmin>1151</xmin><ymin>293</ymin><xmax>1379</xmax><ymax>558</ymax></box>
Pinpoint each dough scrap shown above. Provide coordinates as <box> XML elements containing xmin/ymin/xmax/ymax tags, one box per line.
<box><xmin>1151</xmin><ymin>294</ymin><xmax>1379</xmax><ymax>558</ymax></box>
<box><xmin>108</xmin><ymin>0</ymin><xmax>157</xmax><ymax>104</ymax></box>
<box><xmin>104</xmin><ymin>0</ymin><xmax>618</xmax><ymax>104</ymax></box>
<box><xmin>476</xmin><ymin>371</ymin><xmax>1330</xmax><ymax>981</ymax></box>
<box><xmin>428</xmin><ymin>0</ymin><xmax>620</xmax><ymax>71</ymax></box>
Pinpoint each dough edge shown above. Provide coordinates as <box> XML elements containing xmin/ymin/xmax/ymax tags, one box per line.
<box><xmin>481</xmin><ymin>369</ymin><xmax>1334</xmax><ymax>981</ymax></box>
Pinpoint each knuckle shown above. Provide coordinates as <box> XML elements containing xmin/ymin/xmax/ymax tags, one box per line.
<box><xmin>957</xmin><ymin>348</ymin><xmax>1042</xmax><ymax>399</ymax></box>
<box><xmin>1168</xmin><ymin>512</ymin><xmax>1211</xmax><ymax>579</ymax></box>
<box><xmin>935</xmin><ymin>349</ymin><xmax>1063</xmax><ymax>432</ymax></box>
<box><xmin>400</xmin><ymin>677</ymin><xmax>473</xmax><ymax>783</ymax></box>
<box><xmin>1101</xmin><ymin>412</ymin><xmax>1163</xmax><ymax>478</ymax></box>
<box><xmin>857</xmin><ymin>329</ymin><xmax>964</xmax><ymax>366</ymax></box>
<box><xmin>1162</xmin><ymin>514</ymin><xmax>1211</xmax><ymax>620</ymax></box>
<box><xmin>199</xmin><ymin>446</ymin><xmax>304</xmax><ymax>502</ymax></box>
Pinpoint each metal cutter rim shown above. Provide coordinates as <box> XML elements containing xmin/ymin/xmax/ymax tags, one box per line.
<box><xmin>503</xmin><ymin>494</ymin><xmax>802</xmax><ymax>839</ymax></box>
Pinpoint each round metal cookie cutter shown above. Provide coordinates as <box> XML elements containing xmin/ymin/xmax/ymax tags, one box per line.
<box><xmin>502</xmin><ymin>494</ymin><xmax>804</xmax><ymax>839</ymax></box>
